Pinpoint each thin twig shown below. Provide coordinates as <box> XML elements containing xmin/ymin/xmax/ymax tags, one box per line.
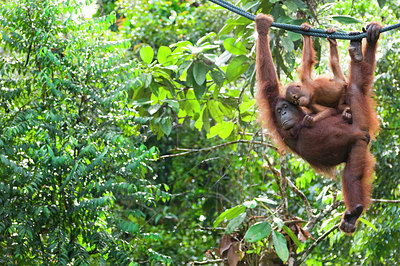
<box><xmin>279</xmin><ymin>156</ymin><xmax>289</xmax><ymax>218</ymax></box>
<box><xmin>190</xmin><ymin>259</ymin><xmax>224</xmax><ymax>265</ymax></box>
<box><xmin>157</xmin><ymin>140</ymin><xmax>277</xmax><ymax>160</ymax></box>
<box><xmin>297</xmin><ymin>224</ymin><xmax>339</xmax><ymax>264</ymax></box>
<box><xmin>97</xmin><ymin>0</ymin><xmax>105</xmax><ymax>16</ymax></box>
<box><xmin>304</xmin><ymin>197</ymin><xmax>342</xmax><ymax>233</ymax></box>
<box><xmin>24</xmin><ymin>42</ymin><xmax>33</xmax><ymax>68</ymax></box>
<box><xmin>284</xmin><ymin>219</ymin><xmax>307</xmax><ymax>225</ymax></box>
<box><xmin>263</xmin><ymin>153</ymin><xmax>288</xmax><ymax>217</ymax></box>
<box><xmin>284</xmin><ymin>175</ymin><xmax>315</xmax><ymax>221</ymax></box>
<box><xmin>371</xmin><ymin>199</ymin><xmax>400</xmax><ymax>204</ymax></box>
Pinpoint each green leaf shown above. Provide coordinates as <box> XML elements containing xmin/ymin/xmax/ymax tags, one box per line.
<box><xmin>186</xmin><ymin>64</ymin><xmax>195</xmax><ymax>87</ymax></box>
<box><xmin>244</xmin><ymin>222</ymin><xmax>272</xmax><ymax>243</ymax></box>
<box><xmin>163</xmin><ymin>99</ymin><xmax>179</xmax><ymax>113</ymax></box>
<box><xmin>226</xmin><ymin>55</ymin><xmax>249</xmax><ymax>82</ymax></box>
<box><xmin>178</xmin><ymin>61</ymin><xmax>192</xmax><ymax>77</ymax></box>
<box><xmin>160</xmin><ymin>118</ymin><xmax>172</xmax><ymax>136</ymax></box>
<box><xmin>195</xmin><ymin>105</ymin><xmax>206</xmax><ymax>130</ymax></box>
<box><xmin>272</xmin><ymin>231</ymin><xmax>289</xmax><ymax>262</ymax></box>
<box><xmin>209</xmin><ymin>121</ymin><xmax>234</xmax><ymax>139</ymax></box>
<box><xmin>190</xmin><ymin>44</ymin><xmax>219</xmax><ymax>54</ymax></box>
<box><xmin>219</xmin><ymin>122</ymin><xmax>234</xmax><ymax>139</ymax></box>
<box><xmin>223</xmin><ymin>38</ymin><xmax>247</xmax><ymax>55</ymax></box>
<box><xmin>148</xmin><ymin>103</ymin><xmax>161</xmax><ymax>115</ymax></box>
<box><xmin>284</xmin><ymin>0</ymin><xmax>298</xmax><ymax>11</ymax></box>
<box><xmin>288</xmin><ymin>31</ymin><xmax>301</xmax><ymax>42</ymax></box>
<box><xmin>43</xmin><ymin>206</ymin><xmax>50</xmax><ymax>218</ymax></box>
<box><xmin>292</xmin><ymin>0</ymin><xmax>308</xmax><ymax>9</ymax></box>
<box><xmin>142</xmin><ymin>73</ymin><xmax>153</xmax><ymax>88</ymax></box>
<box><xmin>273</xmin><ymin>217</ymin><xmax>284</xmax><ymax>229</ymax></box>
<box><xmin>331</xmin><ymin>15</ymin><xmax>361</xmax><ymax>25</ymax></box>
<box><xmin>210</xmin><ymin>70</ymin><xmax>225</xmax><ymax>87</ymax></box>
<box><xmin>282</xmin><ymin>225</ymin><xmax>303</xmax><ymax>248</ymax></box>
<box><xmin>281</xmin><ymin>36</ymin><xmax>294</xmax><ymax>52</ymax></box>
<box><xmin>196</xmin><ymin>32</ymin><xmax>216</xmax><ymax>46</ymax></box>
<box><xmin>193</xmin><ymin>80</ymin><xmax>207</xmax><ymax>99</ymax></box>
<box><xmin>377</xmin><ymin>0</ymin><xmax>386</xmax><ymax>8</ymax></box>
<box><xmin>213</xmin><ymin>205</ymin><xmax>246</xmax><ymax>228</ymax></box>
<box><xmin>207</xmin><ymin>100</ymin><xmax>224</xmax><ymax>123</ymax></box>
<box><xmin>119</xmin><ymin>220</ymin><xmax>139</xmax><ymax>234</ymax></box>
<box><xmin>202</xmin><ymin>108</ymin><xmax>210</xmax><ymax>132</ymax></box>
<box><xmin>193</xmin><ymin>61</ymin><xmax>208</xmax><ymax>85</ymax></box>
<box><xmin>225</xmin><ymin>212</ymin><xmax>246</xmax><ymax>234</ymax></box>
<box><xmin>172</xmin><ymin>40</ymin><xmax>192</xmax><ymax>48</ymax></box>
<box><xmin>359</xmin><ymin>218</ymin><xmax>378</xmax><ymax>232</ymax></box>
<box><xmin>140</xmin><ymin>46</ymin><xmax>154</xmax><ymax>64</ymax></box>
<box><xmin>218</xmin><ymin>23</ymin><xmax>236</xmax><ymax>36</ymax></box>
<box><xmin>157</xmin><ymin>46</ymin><xmax>171</xmax><ymax>64</ymax></box>
<box><xmin>255</xmin><ymin>196</ymin><xmax>278</xmax><ymax>205</ymax></box>
<box><xmin>243</xmin><ymin>200</ymin><xmax>257</xmax><ymax>208</ymax></box>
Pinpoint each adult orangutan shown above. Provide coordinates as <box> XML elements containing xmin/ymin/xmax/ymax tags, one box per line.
<box><xmin>255</xmin><ymin>14</ymin><xmax>381</xmax><ymax>234</ymax></box>
<box><xmin>285</xmin><ymin>23</ymin><xmax>350</xmax><ymax>127</ymax></box>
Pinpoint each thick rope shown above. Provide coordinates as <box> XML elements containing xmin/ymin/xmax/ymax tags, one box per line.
<box><xmin>208</xmin><ymin>0</ymin><xmax>400</xmax><ymax>40</ymax></box>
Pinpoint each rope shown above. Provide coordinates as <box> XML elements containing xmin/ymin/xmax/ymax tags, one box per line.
<box><xmin>208</xmin><ymin>0</ymin><xmax>400</xmax><ymax>40</ymax></box>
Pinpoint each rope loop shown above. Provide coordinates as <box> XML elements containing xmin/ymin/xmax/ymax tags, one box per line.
<box><xmin>208</xmin><ymin>0</ymin><xmax>400</xmax><ymax>40</ymax></box>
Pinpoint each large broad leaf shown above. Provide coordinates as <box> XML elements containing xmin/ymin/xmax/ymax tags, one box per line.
<box><xmin>226</xmin><ymin>55</ymin><xmax>249</xmax><ymax>82</ymax></box>
<box><xmin>186</xmin><ymin>65</ymin><xmax>195</xmax><ymax>87</ymax></box>
<box><xmin>140</xmin><ymin>46</ymin><xmax>154</xmax><ymax>64</ymax></box>
<box><xmin>210</xmin><ymin>70</ymin><xmax>225</xmax><ymax>87</ymax></box>
<box><xmin>218</xmin><ymin>122</ymin><xmax>234</xmax><ymax>139</ymax></box>
<box><xmin>255</xmin><ymin>196</ymin><xmax>278</xmax><ymax>205</ymax></box>
<box><xmin>331</xmin><ymin>15</ymin><xmax>361</xmax><ymax>25</ymax></box>
<box><xmin>281</xmin><ymin>36</ymin><xmax>294</xmax><ymax>52</ymax></box>
<box><xmin>193</xmin><ymin>61</ymin><xmax>208</xmax><ymax>85</ymax></box>
<box><xmin>196</xmin><ymin>32</ymin><xmax>216</xmax><ymax>46</ymax></box>
<box><xmin>243</xmin><ymin>200</ymin><xmax>257</xmax><ymax>208</ymax></box>
<box><xmin>202</xmin><ymin>108</ymin><xmax>210</xmax><ymax>132</ymax></box>
<box><xmin>272</xmin><ymin>231</ymin><xmax>289</xmax><ymax>262</ymax></box>
<box><xmin>207</xmin><ymin>100</ymin><xmax>224</xmax><ymax>123</ymax></box>
<box><xmin>225</xmin><ymin>212</ymin><xmax>246</xmax><ymax>234</ymax></box>
<box><xmin>178</xmin><ymin>61</ymin><xmax>192</xmax><ymax>77</ymax></box>
<box><xmin>213</xmin><ymin>205</ymin><xmax>246</xmax><ymax>228</ymax></box>
<box><xmin>193</xmin><ymin>79</ymin><xmax>207</xmax><ymax>99</ymax></box>
<box><xmin>223</xmin><ymin>38</ymin><xmax>247</xmax><ymax>55</ymax></box>
<box><xmin>377</xmin><ymin>0</ymin><xmax>386</xmax><ymax>8</ymax></box>
<box><xmin>244</xmin><ymin>222</ymin><xmax>271</xmax><ymax>243</ymax></box>
<box><xmin>160</xmin><ymin>117</ymin><xmax>172</xmax><ymax>136</ymax></box>
<box><xmin>157</xmin><ymin>46</ymin><xmax>171</xmax><ymax>65</ymax></box>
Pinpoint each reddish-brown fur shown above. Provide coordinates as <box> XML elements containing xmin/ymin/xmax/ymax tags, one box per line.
<box><xmin>255</xmin><ymin>14</ymin><xmax>381</xmax><ymax>234</ymax></box>
<box><xmin>285</xmin><ymin>24</ymin><xmax>349</xmax><ymax>126</ymax></box>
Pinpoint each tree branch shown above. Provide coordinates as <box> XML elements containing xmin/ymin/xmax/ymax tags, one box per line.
<box><xmin>284</xmin><ymin>175</ymin><xmax>315</xmax><ymax>221</ymax></box>
<box><xmin>97</xmin><ymin>0</ymin><xmax>105</xmax><ymax>16</ymax></box>
<box><xmin>263</xmin><ymin>153</ymin><xmax>289</xmax><ymax>217</ymax></box>
<box><xmin>297</xmin><ymin>223</ymin><xmax>339</xmax><ymax>264</ymax></box>
<box><xmin>279</xmin><ymin>156</ymin><xmax>289</xmax><ymax>218</ymax></box>
<box><xmin>190</xmin><ymin>259</ymin><xmax>224</xmax><ymax>265</ymax></box>
<box><xmin>304</xmin><ymin>196</ymin><xmax>342</xmax><ymax>233</ymax></box>
<box><xmin>371</xmin><ymin>199</ymin><xmax>400</xmax><ymax>204</ymax></box>
<box><xmin>157</xmin><ymin>140</ymin><xmax>277</xmax><ymax>160</ymax></box>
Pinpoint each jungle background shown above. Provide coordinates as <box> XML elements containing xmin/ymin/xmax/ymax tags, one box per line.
<box><xmin>0</xmin><ymin>0</ymin><xmax>399</xmax><ymax>265</ymax></box>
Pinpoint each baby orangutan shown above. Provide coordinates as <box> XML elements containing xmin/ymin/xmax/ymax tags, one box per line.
<box><xmin>285</xmin><ymin>23</ymin><xmax>351</xmax><ymax>127</ymax></box>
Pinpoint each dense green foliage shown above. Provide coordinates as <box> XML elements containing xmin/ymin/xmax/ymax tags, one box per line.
<box><xmin>0</xmin><ymin>0</ymin><xmax>399</xmax><ymax>265</ymax></box>
<box><xmin>0</xmin><ymin>1</ymin><xmax>170</xmax><ymax>264</ymax></box>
